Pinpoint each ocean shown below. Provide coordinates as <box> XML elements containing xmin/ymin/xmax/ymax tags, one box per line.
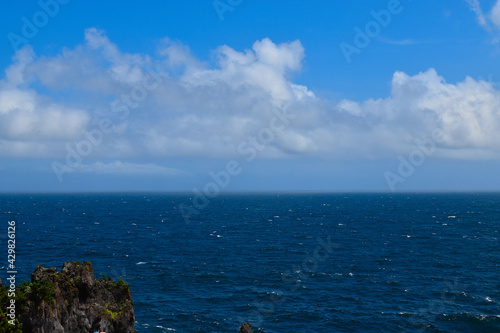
<box><xmin>1</xmin><ymin>192</ymin><xmax>499</xmax><ymax>332</ymax></box>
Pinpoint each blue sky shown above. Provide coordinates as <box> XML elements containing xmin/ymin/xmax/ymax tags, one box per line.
<box><xmin>1</xmin><ymin>0</ymin><xmax>500</xmax><ymax>192</ymax></box>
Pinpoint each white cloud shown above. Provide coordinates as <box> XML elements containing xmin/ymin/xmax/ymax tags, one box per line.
<box><xmin>158</xmin><ymin>38</ymin><xmax>204</xmax><ymax>72</ymax></box>
<box><xmin>377</xmin><ymin>37</ymin><xmax>422</xmax><ymax>46</ymax></box>
<box><xmin>335</xmin><ymin>69</ymin><xmax>500</xmax><ymax>159</ymax></box>
<box><xmin>492</xmin><ymin>0</ymin><xmax>500</xmax><ymax>29</ymax></box>
<box><xmin>181</xmin><ymin>37</ymin><xmax>310</xmax><ymax>105</ymax></box>
<box><xmin>0</xmin><ymin>44</ymin><xmax>91</xmax><ymax>146</ymax></box>
<box><xmin>0</xmin><ymin>28</ymin><xmax>499</xmax><ymax>165</ymax></box>
<box><xmin>73</xmin><ymin>161</ymin><xmax>182</xmax><ymax>176</ymax></box>
<box><xmin>466</xmin><ymin>0</ymin><xmax>500</xmax><ymax>40</ymax></box>
<box><xmin>466</xmin><ymin>0</ymin><xmax>491</xmax><ymax>31</ymax></box>
<box><xmin>4</xmin><ymin>46</ymin><xmax>35</xmax><ymax>87</ymax></box>
<box><xmin>0</xmin><ymin>86</ymin><xmax>89</xmax><ymax>142</ymax></box>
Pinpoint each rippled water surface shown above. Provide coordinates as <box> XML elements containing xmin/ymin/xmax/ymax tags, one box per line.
<box><xmin>1</xmin><ymin>192</ymin><xmax>499</xmax><ymax>332</ymax></box>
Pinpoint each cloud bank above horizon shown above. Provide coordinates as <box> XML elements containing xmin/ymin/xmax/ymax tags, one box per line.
<box><xmin>1</xmin><ymin>27</ymin><xmax>500</xmax><ymax>175</ymax></box>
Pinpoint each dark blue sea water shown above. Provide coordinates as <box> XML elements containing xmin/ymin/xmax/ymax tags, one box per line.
<box><xmin>1</xmin><ymin>193</ymin><xmax>499</xmax><ymax>332</ymax></box>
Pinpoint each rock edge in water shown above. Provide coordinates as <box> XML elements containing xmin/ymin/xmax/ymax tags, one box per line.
<box><xmin>240</xmin><ymin>321</ymin><xmax>254</xmax><ymax>332</ymax></box>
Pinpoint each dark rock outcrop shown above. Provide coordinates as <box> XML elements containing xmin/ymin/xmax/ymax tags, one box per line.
<box><xmin>4</xmin><ymin>261</ymin><xmax>135</xmax><ymax>333</ymax></box>
<box><xmin>240</xmin><ymin>322</ymin><xmax>254</xmax><ymax>333</ymax></box>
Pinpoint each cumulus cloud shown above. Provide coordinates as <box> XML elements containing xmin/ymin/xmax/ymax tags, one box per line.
<box><xmin>335</xmin><ymin>69</ymin><xmax>500</xmax><ymax>159</ymax></box>
<box><xmin>0</xmin><ymin>47</ymin><xmax>90</xmax><ymax>158</ymax></box>
<box><xmin>0</xmin><ymin>28</ymin><xmax>499</xmax><ymax>165</ymax></box>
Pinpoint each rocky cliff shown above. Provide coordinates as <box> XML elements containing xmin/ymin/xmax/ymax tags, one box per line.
<box><xmin>0</xmin><ymin>261</ymin><xmax>135</xmax><ymax>333</ymax></box>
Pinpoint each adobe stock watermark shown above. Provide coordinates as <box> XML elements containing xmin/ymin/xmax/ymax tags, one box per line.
<box><xmin>179</xmin><ymin>106</ymin><xmax>295</xmax><ymax>224</ymax></box>
<box><xmin>384</xmin><ymin>75</ymin><xmax>497</xmax><ymax>191</ymax></box>
<box><xmin>7</xmin><ymin>0</ymin><xmax>71</xmax><ymax>52</ymax></box>
<box><xmin>51</xmin><ymin>66</ymin><xmax>166</xmax><ymax>182</ymax></box>
<box><xmin>238</xmin><ymin>234</ymin><xmax>340</xmax><ymax>328</ymax></box>
<box><xmin>6</xmin><ymin>221</ymin><xmax>17</xmax><ymax>326</ymax></box>
<box><xmin>339</xmin><ymin>0</ymin><xmax>405</xmax><ymax>64</ymax></box>
<box><xmin>213</xmin><ymin>0</ymin><xmax>243</xmax><ymax>21</ymax></box>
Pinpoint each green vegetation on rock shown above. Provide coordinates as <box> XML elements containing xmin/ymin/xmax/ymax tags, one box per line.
<box><xmin>0</xmin><ymin>261</ymin><xmax>136</xmax><ymax>333</ymax></box>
